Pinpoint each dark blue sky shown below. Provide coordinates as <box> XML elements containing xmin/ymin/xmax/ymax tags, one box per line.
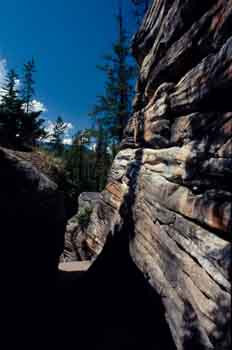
<box><xmin>0</xmin><ymin>0</ymin><xmax>137</xmax><ymax>137</ymax></box>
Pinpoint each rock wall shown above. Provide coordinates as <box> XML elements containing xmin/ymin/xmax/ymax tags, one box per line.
<box><xmin>61</xmin><ymin>192</ymin><xmax>102</xmax><ymax>261</ymax></box>
<box><xmin>78</xmin><ymin>1</ymin><xmax>231</xmax><ymax>349</ymax></box>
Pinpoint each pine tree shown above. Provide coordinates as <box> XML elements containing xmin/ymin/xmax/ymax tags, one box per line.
<box><xmin>22</xmin><ymin>58</ymin><xmax>36</xmax><ymax>113</ymax></box>
<box><xmin>0</xmin><ymin>62</ymin><xmax>46</xmax><ymax>150</ymax></box>
<box><xmin>63</xmin><ymin>127</ymin><xmax>111</xmax><ymax>196</ymax></box>
<box><xmin>1</xmin><ymin>70</ymin><xmax>21</xmax><ymax>112</ymax></box>
<box><xmin>51</xmin><ymin>116</ymin><xmax>67</xmax><ymax>156</ymax></box>
<box><xmin>21</xmin><ymin>59</ymin><xmax>46</xmax><ymax>148</ymax></box>
<box><xmin>90</xmin><ymin>3</ymin><xmax>135</xmax><ymax>145</ymax></box>
<box><xmin>78</xmin><ymin>130</ymin><xmax>93</xmax><ymax>188</ymax></box>
<box><xmin>0</xmin><ymin>69</ymin><xmax>23</xmax><ymax>147</ymax></box>
<box><xmin>20</xmin><ymin>111</ymin><xmax>46</xmax><ymax>148</ymax></box>
<box><xmin>20</xmin><ymin>58</ymin><xmax>46</xmax><ymax>148</ymax></box>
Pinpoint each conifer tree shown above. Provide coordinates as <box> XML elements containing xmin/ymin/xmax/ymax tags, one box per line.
<box><xmin>20</xmin><ymin>111</ymin><xmax>46</xmax><ymax>148</ymax></box>
<box><xmin>0</xmin><ymin>61</ymin><xmax>46</xmax><ymax>149</ymax></box>
<box><xmin>22</xmin><ymin>58</ymin><xmax>36</xmax><ymax>113</ymax></box>
<box><xmin>0</xmin><ymin>69</ymin><xmax>23</xmax><ymax>147</ymax></box>
<box><xmin>1</xmin><ymin>70</ymin><xmax>21</xmax><ymax>112</ymax></box>
<box><xmin>20</xmin><ymin>58</ymin><xmax>46</xmax><ymax>147</ymax></box>
<box><xmin>51</xmin><ymin>116</ymin><xmax>67</xmax><ymax>156</ymax></box>
<box><xmin>66</xmin><ymin>130</ymin><xmax>88</xmax><ymax>194</ymax></box>
<box><xmin>90</xmin><ymin>3</ymin><xmax>135</xmax><ymax>145</ymax></box>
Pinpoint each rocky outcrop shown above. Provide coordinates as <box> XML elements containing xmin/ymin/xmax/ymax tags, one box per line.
<box><xmin>61</xmin><ymin>192</ymin><xmax>102</xmax><ymax>261</ymax></box>
<box><xmin>0</xmin><ymin>146</ymin><xmax>80</xmax><ymax>349</ymax></box>
<box><xmin>77</xmin><ymin>1</ymin><xmax>231</xmax><ymax>349</ymax></box>
<box><xmin>0</xmin><ymin>146</ymin><xmax>70</xmax><ymax>272</ymax></box>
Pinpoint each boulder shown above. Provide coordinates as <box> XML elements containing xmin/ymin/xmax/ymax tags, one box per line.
<box><xmin>0</xmin><ymin>147</ymin><xmax>69</xmax><ymax>270</ymax></box>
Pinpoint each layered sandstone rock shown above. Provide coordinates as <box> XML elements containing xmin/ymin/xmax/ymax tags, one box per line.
<box><xmin>61</xmin><ymin>192</ymin><xmax>102</xmax><ymax>261</ymax></box>
<box><xmin>78</xmin><ymin>1</ymin><xmax>231</xmax><ymax>349</ymax></box>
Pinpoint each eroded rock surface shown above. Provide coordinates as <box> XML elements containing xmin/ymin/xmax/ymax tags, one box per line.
<box><xmin>78</xmin><ymin>1</ymin><xmax>231</xmax><ymax>349</ymax></box>
<box><xmin>61</xmin><ymin>192</ymin><xmax>102</xmax><ymax>261</ymax></box>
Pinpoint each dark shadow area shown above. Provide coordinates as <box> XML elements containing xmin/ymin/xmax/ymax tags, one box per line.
<box><xmin>56</xmin><ymin>225</ymin><xmax>176</xmax><ymax>350</ymax></box>
<box><xmin>0</xmin><ymin>147</ymin><xmax>69</xmax><ymax>349</ymax></box>
<box><xmin>211</xmin><ymin>294</ymin><xmax>231</xmax><ymax>350</ymax></box>
<box><xmin>182</xmin><ymin>296</ymin><xmax>231</xmax><ymax>350</ymax></box>
<box><xmin>199</xmin><ymin>86</ymin><xmax>232</xmax><ymax>113</ymax></box>
<box><xmin>182</xmin><ymin>301</ymin><xmax>210</xmax><ymax>350</ymax></box>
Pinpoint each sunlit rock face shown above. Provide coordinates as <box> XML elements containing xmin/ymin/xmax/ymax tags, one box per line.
<box><xmin>78</xmin><ymin>1</ymin><xmax>231</xmax><ymax>349</ymax></box>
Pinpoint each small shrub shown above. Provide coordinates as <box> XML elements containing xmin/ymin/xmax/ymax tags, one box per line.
<box><xmin>78</xmin><ymin>207</ymin><xmax>93</xmax><ymax>228</ymax></box>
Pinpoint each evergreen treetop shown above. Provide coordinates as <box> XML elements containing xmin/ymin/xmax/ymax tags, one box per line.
<box><xmin>90</xmin><ymin>4</ymin><xmax>135</xmax><ymax>144</ymax></box>
<box><xmin>0</xmin><ymin>62</ymin><xmax>46</xmax><ymax>150</ymax></box>
<box><xmin>22</xmin><ymin>58</ymin><xmax>36</xmax><ymax>113</ymax></box>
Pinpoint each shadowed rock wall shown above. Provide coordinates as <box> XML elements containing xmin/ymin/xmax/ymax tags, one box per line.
<box><xmin>0</xmin><ymin>146</ymin><xmax>73</xmax><ymax>348</ymax></box>
<box><xmin>78</xmin><ymin>1</ymin><xmax>231</xmax><ymax>349</ymax></box>
<box><xmin>61</xmin><ymin>192</ymin><xmax>102</xmax><ymax>261</ymax></box>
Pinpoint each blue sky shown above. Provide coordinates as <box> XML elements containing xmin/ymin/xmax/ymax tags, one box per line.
<box><xmin>0</xmin><ymin>0</ymin><xmax>137</xmax><ymax>141</ymax></box>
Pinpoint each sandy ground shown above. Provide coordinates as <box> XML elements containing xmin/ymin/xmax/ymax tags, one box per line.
<box><xmin>58</xmin><ymin>260</ymin><xmax>92</xmax><ymax>272</ymax></box>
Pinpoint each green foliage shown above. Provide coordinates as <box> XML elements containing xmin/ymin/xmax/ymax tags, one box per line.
<box><xmin>50</xmin><ymin>116</ymin><xmax>67</xmax><ymax>156</ymax></box>
<box><xmin>78</xmin><ymin>206</ymin><xmax>93</xmax><ymax>228</ymax></box>
<box><xmin>90</xmin><ymin>6</ymin><xmax>135</xmax><ymax>145</ymax></box>
<box><xmin>0</xmin><ymin>62</ymin><xmax>45</xmax><ymax>150</ymax></box>
<box><xmin>63</xmin><ymin>127</ymin><xmax>112</xmax><ymax>198</ymax></box>
<box><xmin>87</xmin><ymin>7</ymin><xmax>136</xmax><ymax>195</ymax></box>
<box><xmin>0</xmin><ymin>70</ymin><xmax>22</xmax><ymax>147</ymax></box>
<box><xmin>20</xmin><ymin>111</ymin><xmax>46</xmax><ymax>148</ymax></box>
<box><xmin>22</xmin><ymin>59</ymin><xmax>36</xmax><ymax>113</ymax></box>
<box><xmin>1</xmin><ymin>70</ymin><xmax>20</xmax><ymax>111</ymax></box>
